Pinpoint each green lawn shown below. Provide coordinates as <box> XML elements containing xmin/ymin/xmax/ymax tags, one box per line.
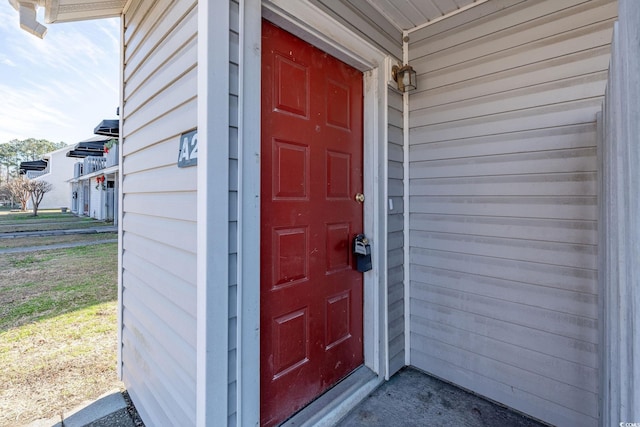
<box><xmin>0</xmin><ymin>208</ymin><xmax>81</xmax><ymax>221</ymax></box>
<box><xmin>0</xmin><ymin>241</ymin><xmax>121</xmax><ymax>425</ymax></box>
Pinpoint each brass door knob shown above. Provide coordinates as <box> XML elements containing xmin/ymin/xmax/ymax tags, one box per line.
<box><xmin>355</xmin><ymin>193</ymin><xmax>365</xmax><ymax>203</ymax></box>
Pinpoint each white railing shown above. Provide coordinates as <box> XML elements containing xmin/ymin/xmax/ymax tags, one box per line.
<box><xmin>83</xmin><ymin>156</ymin><xmax>106</xmax><ymax>174</ymax></box>
<box><xmin>26</xmin><ymin>169</ymin><xmax>48</xmax><ymax>179</ymax></box>
<box><xmin>74</xmin><ymin>162</ymin><xmax>83</xmax><ymax>178</ymax></box>
<box><xmin>105</xmin><ymin>144</ymin><xmax>118</xmax><ymax>168</ymax></box>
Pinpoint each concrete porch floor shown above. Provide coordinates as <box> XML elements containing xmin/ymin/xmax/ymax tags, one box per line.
<box><xmin>336</xmin><ymin>368</ymin><xmax>548</xmax><ymax>427</ymax></box>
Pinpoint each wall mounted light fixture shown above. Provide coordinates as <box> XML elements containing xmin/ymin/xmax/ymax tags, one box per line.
<box><xmin>391</xmin><ymin>63</ymin><xmax>417</xmax><ymax>92</ymax></box>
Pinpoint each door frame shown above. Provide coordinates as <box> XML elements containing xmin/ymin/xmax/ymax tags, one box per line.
<box><xmin>238</xmin><ymin>0</ymin><xmax>392</xmax><ymax>424</ymax></box>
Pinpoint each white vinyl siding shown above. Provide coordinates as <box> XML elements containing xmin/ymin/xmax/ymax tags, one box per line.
<box><xmin>387</xmin><ymin>88</ymin><xmax>404</xmax><ymax>376</ymax></box>
<box><xmin>228</xmin><ymin>0</ymin><xmax>240</xmax><ymax>425</ymax></box>
<box><xmin>407</xmin><ymin>1</ymin><xmax>615</xmax><ymax>426</ymax></box>
<box><xmin>120</xmin><ymin>0</ymin><xmax>198</xmax><ymax>425</ymax></box>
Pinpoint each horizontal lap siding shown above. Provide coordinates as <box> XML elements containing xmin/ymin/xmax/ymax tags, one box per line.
<box><xmin>407</xmin><ymin>1</ymin><xmax>615</xmax><ymax>426</ymax></box>
<box><xmin>121</xmin><ymin>1</ymin><xmax>198</xmax><ymax>425</ymax></box>
<box><xmin>387</xmin><ymin>88</ymin><xmax>405</xmax><ymax>375</ymax></box>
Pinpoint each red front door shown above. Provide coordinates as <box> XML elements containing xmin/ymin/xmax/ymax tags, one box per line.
<box><xmin>260</xmin><ymin>20</ymin><xmax>364</xmax><ymax>426</ymax></box>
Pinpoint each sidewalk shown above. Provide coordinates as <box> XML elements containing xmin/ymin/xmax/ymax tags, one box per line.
<box><xmin>0</xmin><ymin>225</ymin><xmax>117</xmax><ymax>239</ymax></box>
<box><xmin>27</xmin><ymin>390</ymin><xmax>139</xmax><ymax>427</ymax></box>
<box><xmin>0</xmin><ymin>238</ymin><xmax>118</xmax><ymax>254</ymax></box>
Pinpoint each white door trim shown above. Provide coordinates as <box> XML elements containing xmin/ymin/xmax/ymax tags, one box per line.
<box><xmin>237</xmin><ymin>1</ymin><xmax>262</xmax><ymax>427</ymax></box>
<box><xmin>196</xmin><ymin>0</ymin><xmax>230</xmax><ymax>425</ymax></box>
<box><xmin>238</xmin><ymin>1</ymin><xmax>390</xmax><ymax>424</ymax></box>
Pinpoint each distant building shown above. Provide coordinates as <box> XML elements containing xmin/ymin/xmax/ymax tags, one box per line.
<box><xmin>18</xmin><ymin>126</ymin><xmax>120</xmax><ymax>223</ymax></box>
<box><xmin>20</xmin><ymin>145</ymin><xmax>76</xmax><ymax>210</ymax></box>
<box><xmin>67</xmin><ymin>134</ymin><xmax>119</xmax><ymax>223</ymax></box>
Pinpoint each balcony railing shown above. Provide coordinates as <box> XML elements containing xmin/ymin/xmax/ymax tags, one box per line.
<box><xmin>105</xmin><ymin>144</ymin><xmax>118</xmax><ymax>168</ymax></box>
<box><xmin>26</xmin><ymin>169</ymin><xmax>49</xmax><ymax>179</ymax></box>
<box><xmin>83</xmin><ymin>156</ymin><xmax>106</xmax><ymax>174</ymax></box>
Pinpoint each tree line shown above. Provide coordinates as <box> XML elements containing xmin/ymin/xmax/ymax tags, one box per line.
<box><xmin>0</xmin><ymin>138</ymin><xmax>67</xmax><ymax>184</ymax></box>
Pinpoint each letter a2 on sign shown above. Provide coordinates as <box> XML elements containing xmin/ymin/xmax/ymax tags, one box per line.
<box><xmin>177</xmin><ymin>129</ymin><xmax>198</xmax><ymax>167</ymax></box>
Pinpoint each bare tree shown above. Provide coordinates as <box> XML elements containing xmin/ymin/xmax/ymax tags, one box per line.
<box><xmin>6</xmin><ymin>177</ymin><xmax>30</xmax><ymax>211</ymax></box>
<box><xmin>0</xmin><ymin>184</ymin><xmax>12</xmax><ymax>207</ymax></box>
<box><xmin>28</xmin><ymin>180</ymin><xmax>53</xmax><ymax>216</ymax></box>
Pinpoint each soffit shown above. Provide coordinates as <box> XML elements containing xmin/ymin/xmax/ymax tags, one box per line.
<box><xmin>362</xmin><ymin>0</ymin><xmax>481</xmax><ymax>31</ymax></box>
<box><xmin>45</xmin><ymin>0</ymin><xmax>481</xmax><ymax>29</ymax></box>
<box><xmin>308</xmin><ymin>0</ymin><xmax>483</xmax><ymax>56</ymax></box>
<box><xmin>44</xmin><ymin>0</ymin><xmax>126</xmax><ymax>23</ymax></box>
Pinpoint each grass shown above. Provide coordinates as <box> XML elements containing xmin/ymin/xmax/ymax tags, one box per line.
<box><xmin>0</xmin><ymin>243</ymin><xmax>117</xmax><ymax>330</ymax></box>
<box><xmin>0</xmin><ymin>211</ymin><xmax>113</xmax><ymax>233</ymax></box>
<box><xmin>0</xmin><ymin>233</ymin><xmax>116</xmax><ymax>250</ymax></box>
<box><xmin>0</xmin><ymin>241</ymin><xmax>121</xmax><ymax>425</ymax></box>
<box><xmin>0</xmin><ymin>221</ymin><xmax>106</xmax><ymax>233</ymax></box>
<box><xmin>0</xmin><ymin>209</ymin><xmax>111</xmax><ymax>233</ymax></box>
<box><xmin>0</xmin><ymin>209</ymin><xmax>82</xmax><ymax>221</ymax></box>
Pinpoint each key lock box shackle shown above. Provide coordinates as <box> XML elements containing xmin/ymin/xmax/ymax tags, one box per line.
<box><xmin>353</xmin><ymin>234</ymin><xmax>372</xmax><ymax>272</ymax></box>
<box><xmin>352</xmin><ymin>191</ymin><xmax>372</xmax><ymax>272</ymax></box>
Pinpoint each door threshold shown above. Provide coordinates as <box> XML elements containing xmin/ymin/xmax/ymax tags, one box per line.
<box><xmin>281</xmin><ymin>366</ymin><xmax>382</xmax><ymax>427</ymax></box>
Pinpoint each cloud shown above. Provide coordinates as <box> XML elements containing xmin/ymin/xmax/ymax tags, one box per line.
<box><xmin>0</xmin><ymin>2</ymin><xmax>119</xmax><ymax>144</ymax></box>
<box><xmin>0</xmin><ymin>82</ymin><xmax>70</xmax><ymax>142</ymax></box>
<box><xmin>0</xmin><ymin>5</ymin><xmax>17</xmax><ymax>32</ymax></box>
<box><xmin>0</xmin><ymin>56</ymin><xmax>16</xmax><ymax>67</ymax></box>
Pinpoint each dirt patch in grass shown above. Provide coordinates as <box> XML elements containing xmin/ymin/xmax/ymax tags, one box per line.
<box><xmin>0</xmin><ymin>303</ymin><xmax>120</xmax><ymax>425</ymax></box>
<box><xmin>0</xmin><ymin>242</ymin><xmax>120</xmax><ymax>425</ymax></box>
<box><xmin>0</xmin><ymin>233</ymin><xmax>116</xmax><ymax>250</ymax></box>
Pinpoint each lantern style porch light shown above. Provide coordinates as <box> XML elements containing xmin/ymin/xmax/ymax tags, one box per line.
<box><xmin>392</xmin><ymin>63</ymin><xmax>417</xmax><ymax>92</ymax></box>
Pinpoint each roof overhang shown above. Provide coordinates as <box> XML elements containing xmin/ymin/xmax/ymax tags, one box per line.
<box><xmin>44</xmin><ymin>0</ymin><xmax>126</xmax><ymax>23</ymax></box>
<box><xmin>66</xmin><ymin>149</ymin><xmax>102</xmax><ymax>158</ymax></box>
<box><xmin>66</xmin><ymin>135</ymin><xmax>111</xmax><ymax>158</ymax></box>
<box><xmin>14</xmin><ymin>0</ymin><xmax>487</xmax><ymax>42</ymax></box>
<box><xmin>6</xmin><ymin>0</ymin><xmax>125</xmax><ymax>38</ymax></box>
<box><xmin>19</xmin><ymin>159</ymin><xmax>48</xmax><ymax>173</ymax></box>
<box><xmin>93</xmin><ymin>119</ymin><xmax>119</xmax><ymax>137</ymax></box>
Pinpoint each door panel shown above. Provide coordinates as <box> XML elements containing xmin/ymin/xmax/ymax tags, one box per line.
<box><xmin>261</xmin><ymin>20</ymin><xmax>364</xmax><ymax>427</ymax></box>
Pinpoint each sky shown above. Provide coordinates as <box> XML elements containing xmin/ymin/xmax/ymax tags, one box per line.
<box><xmin>0</xmin><ymin>3</ymin><xmax>119</xmax><ymax>146</ymax></box>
